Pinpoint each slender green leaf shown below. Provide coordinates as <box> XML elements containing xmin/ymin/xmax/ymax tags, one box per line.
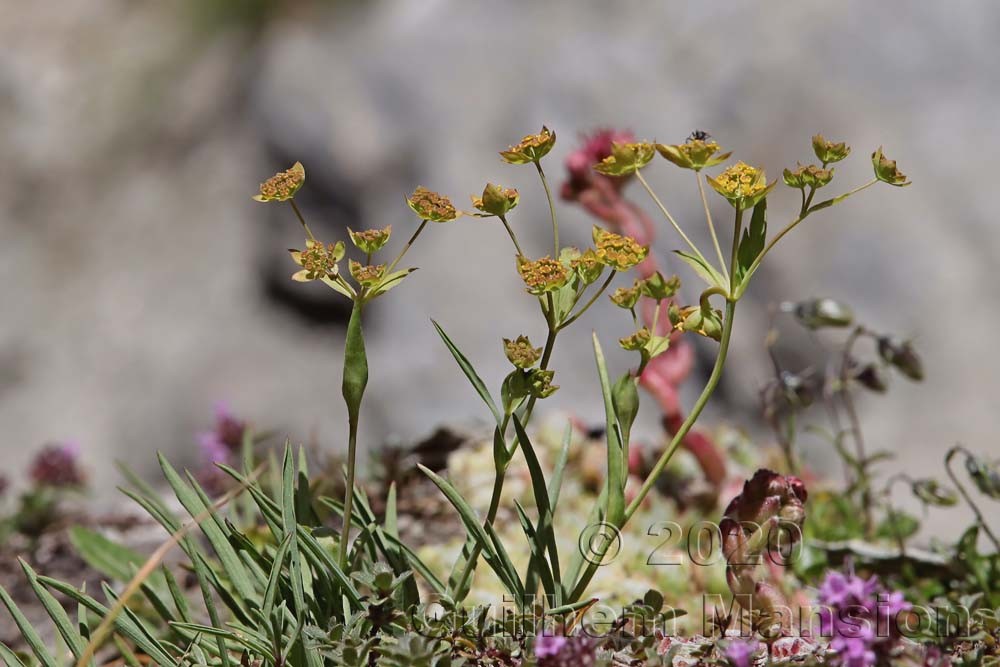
<box><xmin>511</xmin><ymin>417</ymin><xmax>561</xmax><ymax>597</ymax></box>
<box><xmin>0</xmin><ymin>642</ymin><xmax>28</xmax><ymax>667</ymax></box>
<box><xmin>735</xmin><ymin>199</ymin><xmax>767</xmax><ymax>283</ymax></box>
<box><xmin>432</xmin><ymin>320</ymin><xmax>502</xmax><ymax>425</ymax></box>
<box><xmin>19</xmin><ymin>559</ymin><xmax>89</xmax><ymax>663</ymax></box>
<box><xmin>673</xmin><ymin>250</ymin><xmax>727</xmax><ymax>290</ymax></box>
<box><xmin>0</xmin><ymin>582</ymin><xmax>59</xmax><ymax>667</ymax></box>
<box><xmin>594</xmin><ymin>334</ymin><xmax>625</xmax><ymax>525</ymax></box>
<box><xmin>512</xmin><ymin>500</ymin><xmax>555</xmax><ymax>598</ymax></box>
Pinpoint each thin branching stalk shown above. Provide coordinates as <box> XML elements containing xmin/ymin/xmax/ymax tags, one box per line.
<box><xmin>635</xmin><ymin>171</ymin><xmax>709</xmax><ymax>267</ymax></box>
<box><xmin>945</xmin><ymin>445</ymin><xmax>1000</xmax><ymax>553</ymax></box>
<box><xmin>535</xmin><ymin>161</ymin><xmax>560</xmax><ymax>256</ymax></box>
<box><xmin>697</xmin><ymin>173</ymin><xmax>729</xmax><ymax>283</ymax></box>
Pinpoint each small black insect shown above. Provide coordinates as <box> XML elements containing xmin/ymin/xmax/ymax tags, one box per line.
<box><xmin>688</xmin><ymin>129</ymin><xmax>711</xmax><ymax>142</ymax></box>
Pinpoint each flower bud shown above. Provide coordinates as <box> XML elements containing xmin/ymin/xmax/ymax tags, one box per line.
<box><xmin>675</xmin><ymin>304</ymin><xmax>724</xmax><ymax>341</ymax></box>
<box><xmin>791</xmin><ymin>298</ymin><xmax>853</xmax><ymax>329</ymax></box>
<box><xmin>811</xmin><ymin>134</ymin><xmax>851</xmax><ymax>164</ymax></box>
<box><xmin>253</xmin><ymin>162</ymin><xmax>305</xmax><ymax>202</ymax></box>
<box><xmin>877</xmin><ymin>336</ymin><xmax>923</xmax><ymax>381</ymax></box>
<box><xmin>639</xmin><ymin>272</ymin><xmax>681</xmax><ymax>301</ymax></box>
<box><xmin>472</xmin><ymin>183</ymin><xmax>519</xmax><ymax>217</ymax></box>
<box><xmin>526</xmin><ymin>368</ymin><xmax>558</xmax><ymax>399</ymax></box>
<box><xmin>872</xmin><ymin>147</ymin><xmax>911</xmax><ymax>186</ymax></box>
<box><xmin>965</xmin><ymin>455</ymin><xmax>1000</xmax><ymax>499</ymax></box>
<box><xmin>407</xmin><ymin>187</ymin><xmax>461</xmax><ymax>222</ymax></box>
<box><xmin>503</xmin><ymin>335</ymin><xmax>542</xmax><ymax>369</ymax></box>
<box><xmin>853</xmin><ymin>363</ymin><xmax>889</xmax><ymax>393</ymax></box>
<box><xmin>592</xmin><ymin>141</ymin><xmax>655</xmax><ymax>177</ymax></box>
<box><xmin>782</xmin><ymin>164</ymin><xmax>834</xmax><ymax>190</ymax></box>
<box><xmin>499</xmin><ymin>126</ymin><xmax>556</xmax><ymax>164</ymax></box>
<box><xmin>348</xmin><ymin>226</ymin><xmax>391</xmax><ymax>254</ymax></box>
<box><xmin>911</xmin><ymin>479</ymin><xmax>958</xmax><ymax>507</ymax></box>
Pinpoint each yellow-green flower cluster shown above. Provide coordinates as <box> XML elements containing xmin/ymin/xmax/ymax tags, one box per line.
<box><xmin>619</xmin><ymin>327</ymin><xmax>651</xmax><ymax>351</ymax></box>
<box><xmin>593</xmin><ymin>142</ymin><xmax>655</xmax><ymax>177</ymax></box>
<box><xmin>254</xmin><ymin>162</ymin><xmax>305</xmax><ymax>202</ymax></box>
<box><xmin>783</xmin><ymin>164</ymin><xmax>834</xmax><ymax>190</ymax></box>
<box><xmin>812</xmin><ymin>134</ymin><xmax>851</xmax><ymax>164</ymax></box>
<box><xmin>290</xmin><ymin>238</ymin><xmax>345</xmax><ymax>282</ymax></box>
<box><xmin>348</xmin><ymin>260</ymin><xmax>386</xmax><ymax>287</ymax></box>
<box><xmin>471</xmin><ymin>183</ymin><xmax>519</xmax><ymax>217</ymax></box>
<box><xmin>503</xmin><ymin>335</ymin><xmax>542</xmax><ymax>369</ymax></box>
<box><xmin>407</xmin><ymin>187</ymin><xmax>461</xmax><ymax>222</ymax></box>
<box><xmin>610</xmin><ymin>282</ymin><xmax>642</xmax><ymax>309</ymax></box>
<box><xmin>670</xmin><ymin>304</ymin><xmax>724</xmax><ymax>341</ymax></box>
<box><xmin>707</xmin><ymin>161</ymin><xmax>774</xmax><ymax>209</ymax></box>
<box><xmin>593</xmin><ymin>226</ymin><xmax>649</xmax><ymax>271</ymax></box>
<box><xmin>656</xmin><ymin>136</ymin><xmax>731</xmax><ymax>171</ymax></box>
<box><xmin>348</xmin><ymin>226</ymin><xmax>392</xmax><ymax>254</ymax></box>
<box><xmin>570</xmin><ymin>248</ymin><xmax>604</xmax><ymax>285</ymax></box>
<box><xmin>872</xmin><ymin>147</ymin><xmax>911</xmax><ymax>187</ymax></box>
<box><xmin>517</xmin><ymin>256</ymin><xmax>570</xmax><ymax>294</ymax></box>
<box><xmin>500</xmin><ymin>126</ymin><xmax>556</xmax><ymax>164</ymax></box>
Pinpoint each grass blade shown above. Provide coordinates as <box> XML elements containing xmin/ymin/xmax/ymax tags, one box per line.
<box><xmin>432</xmin><ymin>320</ymin><xmax>502</xmax><ymax>425</ymax></box>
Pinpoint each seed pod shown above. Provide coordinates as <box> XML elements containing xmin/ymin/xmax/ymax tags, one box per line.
<box><xmin>911</xmin><ymin>479</ymin><xmax>958</xmax><ymax>507</ymax></box>
<box><xmin>877</xmin><ymin>336</ymin><xmax>924</xmax><ymax>381</ymax></box>
<box><xmin>853</xmin><ymin>363</ymin><xmax>889</xmax><ymax>393</ymax></box>
<box><xmin>792</xmin><ymin>298</ymin><xmax>854</xmax><ymax>329</ymax></box>
<box><xmin>965</xmin><ymin>454</ymin><xmax>1000</xmax><ymax>499</ymax></box>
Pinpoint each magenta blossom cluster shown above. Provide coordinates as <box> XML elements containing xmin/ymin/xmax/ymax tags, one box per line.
<box><xmin>533</xmin><ymin>634</ymin><xmax>595</xmax><ymax>667</ymax></box>
<box><xmin>724</xmin><ymin>638</ymin><xmax>760</xmax><ymax>667</ymax></box>
<box><xmin>818</xmin><ymin>570</ymin><xmax>911</xmax><ymax>667</ymax></box>
<box><xmin>29</xmin><ymin>442</ymin><xmax>85</xmax><ymax>488</ymax></box>
<box><xmin>197</xmin><ymin>402</ymin><xmax>247</xmax><ymax>492</ymax></box>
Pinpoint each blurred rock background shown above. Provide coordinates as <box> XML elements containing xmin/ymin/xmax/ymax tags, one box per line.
<box><xmin>1</xmin><ymin>1</ymin><xmax>997</xmax><ymax>540</ymax></box>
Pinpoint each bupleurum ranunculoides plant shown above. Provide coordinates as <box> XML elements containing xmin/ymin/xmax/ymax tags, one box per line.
<box><xmin>257</xmin><ymin>125</ymin><xmax>907</xmax><ymax>613</ymax></box>
<box><xmin>254</xmin><ymin>162</ymin><xmax>460</xmax><ymax>570</ymax></box>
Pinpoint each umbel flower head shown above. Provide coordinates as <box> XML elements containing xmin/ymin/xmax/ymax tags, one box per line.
<box><xmin>783</xmin><ymin>163</ymin><xmax>834</xmax><ymax>190</ymax></box>
<box><xmin>656</xmin><ymin>131</ymin><xmax>731</xmax><ymax>171</ymax></box>
<box><xmin>517</xmin><ymin>255</ymin><xmax>570</xmax><ymax>294</ymax></box>
<box><xmin>872</xmin><ymin>147</ymin><xmax>911</xmax><ymax>186</ymax></box>
<box><xmin>471</xmin><ymin>183</ymin><xmax>519</xmax><ymax>217</ymax></box>
<box><xmin>253</xmin><ymin>162</ymin><xmax>305</xmax><ymax>202</ymax></box>
<box><xmin>619</xmin><ymin>327</ymin><xmax>651</xmax><ymax>351</ymax></box>
<box><xmin>610</xmin><ymin>282</ymin><xmax>641</xmax><ymax>309</ymax></box>
<box><xmin>592</xmin><ymin>226</ymin><xmax>649</xmax><ymax>271</ymax></box>
<box><xmin>503</xmin><ymin>335</ymin><xmax>542</xmax><ymax>369</ymax></box>
<box><xmin>707</xmin><ymin>161</ymin><xmax>775</xmax><ymax>209</ymax></box>
<box><xmin>289</xmin><ymin>238</ymin><xmax>345</xmax><ymax>282</ymax></box>
<box><xmin>812</xmin><ymin>134</ymin><xmax>851</xmax><ymax>164</ymax></box>
<box><xmin>348</xmin><ymin>226</ymin><xmax>391</xmax><ymax>254</ymax></box>
<box><xmin>407</xmin><ymin>187</ymin><xmax>461</xmax><ymax>222</ymax></box>
<box><xmin>349</xmin><ymin>260</ymin><xmax>386</xmax><ymax>288</ymax></box>
<box><xmin>500</xmin><ymin>126</ymin><xmax>556</xmax><ymax>164</ymax></box>
<box><xmin>592</xmin><ymin>141</ymin><xmax>655</xmax><ymax>177</ymax></box>
<box><xmin>569</xmin><ymin>248</ymin><xmax>604</xmax><ymax>284</ymax></box>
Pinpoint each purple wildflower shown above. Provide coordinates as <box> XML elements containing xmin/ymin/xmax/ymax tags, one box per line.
<box><xmin>29</xmin><ymin>442</ymin><xmax>84</xmax><ymax>488</ymax></box>
<box><xmin>533</xmin><ymin>634</ymin><xmax>595</xmax><ymax>667</ymax></box>
<box><xmin>724</xmin><ymin>638</ymin><xmax>759</xmax><ymax>667</ymax></box>
<box><xmin>196</xmin><ymin>402</ymin><xmax>247</xmax><ymax>493</ymax></box>
<box><xmin>817</xmin><ymin>570</ymin><xmax>911</xmax><ymax>667</ymax></box>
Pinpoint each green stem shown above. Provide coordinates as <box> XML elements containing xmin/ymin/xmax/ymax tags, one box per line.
<box><xmin>635</xmin><ymin>171</ymin><xmax>711</xmax><ymax>268</ymax></box>
<box><xmin>737</xmin><ymin>179</ymin><xmax>878</xmax><ymax>297</ymax></box>
<box><xmin>535</xmin><ymin>161</ymin><xmax>559</xmax><ymax>256</ymax></box>
<box><xmin>559</xmin><ymin>271</ymin><xmax>617</xmax><ymax>331</ymax></box>
<box><xmin>624</xmin><ymin>298</ymin><xmax>736</xmax><ymax>521</ymax></box>
<box><xmin>289</xmin><ymin>200</ymin><xmax>315</xmax><ymax>241</ymax></box>
<box><xmin>697</xmin><ymin>173</ymin><xmax>729</xmax><ymax>284</ymax></box>
<box><xmin>945</xmin><ymin>446</ymin><xmax>1000</xmax><ymax>553</ymax></box>
<box><xmin>339</xmin><ymin>301</ymin><xmax>369</xmax><ymax>570</ymax></box>
<box><xmin>386</xmin><ymin>219</ymin><xmax>429</xmax><ymax>274</ymax></box>
<box><xmin>451</xmin><ymin>324</ymin><xmax>558</xmax><ymax>599</ymax></box>
<box><xmin>498</xmin><ymin>214</ymin><xmax>524</xmax><ymax>256</ymax></box>
<box><xmin>729</xmin><ymin>207</ymin><xmax>744</xmax><ymax>294</ymax></box>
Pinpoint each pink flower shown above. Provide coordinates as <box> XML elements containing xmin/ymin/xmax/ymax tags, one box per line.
<box><xmin>29</xmin><ymin>441</ymin><xmax>85</xmax><ymax>488</ymax></box>
<box><xmin>724</xmin><ymin>638</ymin><xmax>759</xmax><ymax>667</ymax></box>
